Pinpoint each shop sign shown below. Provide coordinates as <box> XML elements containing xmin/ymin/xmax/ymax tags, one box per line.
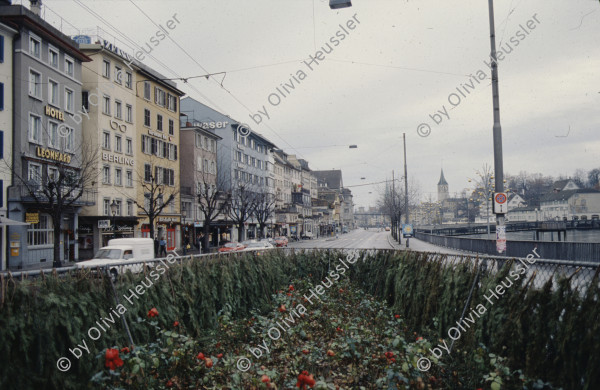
<box><xmin>25</xmin><ymin>212</ymin><xmax>39</xmax><ymax>224</ymax></box>
<box><xmin>98</xmin><ymin>220</ymin><xmax>110</xmax><ymax>228</ymax></box>
<box><xmin>148</xmin><ymin>129</ymin><xmax>167</xmax><ymax>140</ymax></box>
<box><xmin>102</xmin><ymin>152</ymin><xmax>135</xmax><ymax>166</ymax></box>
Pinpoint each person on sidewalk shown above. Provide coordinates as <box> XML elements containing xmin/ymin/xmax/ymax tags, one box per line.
<box><xmin>159</xmin><ymin>237</ymin><xmax>167</xmax><ymax>257</ymax></box>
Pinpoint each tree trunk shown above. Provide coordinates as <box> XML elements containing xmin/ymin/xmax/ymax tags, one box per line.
<box><xmin>203</xmin><ymin>224</ymin><xmax>211</xmax><ymax>253</ymax></box>
<box><xmin>237</xmin><ymin>225</ymin><xmax>244</xmax><ymax>242</ymax></box>
<box><xmin>52</xmin><ymin>214</ymin><xmax>62</xmax><ymax>268</ymax></box>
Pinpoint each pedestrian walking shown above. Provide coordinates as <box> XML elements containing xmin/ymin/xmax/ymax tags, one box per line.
<box><xmin>159</xmin><ymin>237</ymin><xmax>167</xmax><ymax>257</ymax></box>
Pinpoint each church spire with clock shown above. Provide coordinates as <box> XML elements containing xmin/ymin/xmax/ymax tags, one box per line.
<box><xmin>438</xmin><ymin>169</ymin><xmax>449</xmax><ymax>202</ymax></box>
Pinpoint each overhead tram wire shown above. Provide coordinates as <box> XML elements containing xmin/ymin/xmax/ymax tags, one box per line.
<box><xmin>126</xmin><ymin>0</ymin><xmax>308</xmax><ymax>160</ymax></box>
<box><xmin>72</xmin><ymin>0</ymin><xmax>225</xmax><ymax>112</ymax></box>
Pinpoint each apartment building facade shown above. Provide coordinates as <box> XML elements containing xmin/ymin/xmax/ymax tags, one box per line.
<box><xmin>2</xmin><ymin>3</ymin><xmax>92</xmax><ymax>268</ymax></box>
<box><xmin>136</xmin><ymin>65</ymin><xmax>184</xmax><ymax>251</ymax></box>
<box><xmin>78</xmin><ymin>42</ymin><xmax>139</xmax><ymax>259</ymax></box>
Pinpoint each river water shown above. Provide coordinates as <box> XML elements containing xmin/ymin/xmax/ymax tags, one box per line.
<box><xmin>464</xmin><ymin>229</ymin><xmax>600</xmax><ymax>243</ymax></box>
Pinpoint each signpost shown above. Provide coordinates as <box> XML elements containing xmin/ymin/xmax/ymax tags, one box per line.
<box><xmin>496</xmin><ymin>225</ymin><xmax>506</xmax><ymax>253</ymax></box>
<box><xmin>402</xmin><ymin>224</ymin><xmax>414</xmax><ymax>238</ymax></box>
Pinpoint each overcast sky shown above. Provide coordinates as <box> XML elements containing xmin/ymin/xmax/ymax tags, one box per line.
<box><xmin>40</xmin><ymin>0</ymin><xmax>600</xmax><ymax>208</ymax></box>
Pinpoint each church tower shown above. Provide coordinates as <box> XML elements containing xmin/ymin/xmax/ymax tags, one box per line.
<box><xmin>437</xmin><ymin>169</ymin><xmax>449</xmax><ymax>202</ymax></box>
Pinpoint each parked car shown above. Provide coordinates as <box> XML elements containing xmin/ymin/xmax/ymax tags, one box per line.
<box><xmin>273</xmin><ymin>236</ymin><xmax>288</xmax><ymax>247</ymax></box>
<box><xmin>76</xmin><ymin>238</ymin><xmax>154</xmax><ymax>279</ymax></box>
<box><xmin>385</xmin><ymin>227</ymin><xmax>391</xmax><ymax>231</ymax></box>
<box><xmin>301</xmin><ymin>231</ymin><xmax>314</xmax><ymax>239</ymax></box>
<box><xmin>218</xmin><ymin>242</ymin><xmax>246</xmax><ymax>253</ymax></box>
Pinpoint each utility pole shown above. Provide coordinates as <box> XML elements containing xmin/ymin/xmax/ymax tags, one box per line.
<box><xmin>487</xmin><ymin>0</ymin><xmax>506</xmax><ymax>254</ymax></box>
<box><xmin>403</xmin><ymin>133</ymin><xmax>409</xmax><ymax>248</ymax></box>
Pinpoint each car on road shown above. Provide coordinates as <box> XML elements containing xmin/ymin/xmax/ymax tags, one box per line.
<box><xmin>218</xmin><ymin>242</ymin><xmax>246</xmax><ymax>253</ymax></box>
<box><xmin>385</xmin><ymin>227</ymin><xmax>391</xmax><ymax>231</ymax></box>
<box><xmin>301</xmin><ymin>231</ymin><xmax>314</xmax><ymax>239</ymax></box>
<box><xmin>273</xmin><ymin>236</ymin><xmax>288</xmax><ymax>247</ymax></box>
<box><xmin>76</xmin><ymin>238</ymin><xmax>154</xmax><ymax>279</ymax></box>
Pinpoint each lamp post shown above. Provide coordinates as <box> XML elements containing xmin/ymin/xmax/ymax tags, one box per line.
<box><xmin>110</xmin><ymin>200</ymin><xmax>118</xmax><ymax>239</ymax></box>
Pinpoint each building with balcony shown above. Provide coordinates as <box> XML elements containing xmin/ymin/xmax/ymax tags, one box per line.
<box><xmin>2</xmin><ymin>2</ymin><xmax>93</xmax><ymax>268</ymax></box>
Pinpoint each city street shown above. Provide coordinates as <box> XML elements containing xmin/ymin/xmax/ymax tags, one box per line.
<box><xmin>287</xmin><ymin>228</ymin><xmax>469</xmax><ymax>254</ymax></box>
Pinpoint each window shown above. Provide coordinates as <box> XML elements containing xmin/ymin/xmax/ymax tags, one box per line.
<box><xmin>114</xmin><ymin>199</ymin><xmax>122</xmax><ymax>216</ymax></box>
<box><xmin>125</xmin><ymin>104</ymin><xmax>132</xmax><ymax>122</ymax></box>
<box><xmin>168</xmin><ymin>144</ymin><xmax>177</xmax><ymax>160</ymax></box>
<box><xmin>235</xmin><ymin>151</ymin><xmax>242</xmax><ymax>161</ymax></box>
<box><xmin>0</xmin><ymin>130</ymin><xmax>3</xmax><ymax>159</ymax></box>
<box><xmin>65</xmin><ymin>88</ymin><xmax>74</xmax><ymax>112</ymax></box>
<box><xmin>102</xmin><ymin>60</ymin><xmax>110</xmax><ymax>78</ymax></box>
<box><xmin>49</xmin><ymin>79</ymin><xmax>59</xmax><ymax>106</ymax></box>
<box><xmin>49</xmin><ymin>48</ymin><xmax>59</xmax><ymax>68</ymax></box>
<box><xmin>251</xmin><ymin>157</ymin><xmax>256</xmax><ymax>167</ymax></box>
<box><xmin>126</xmin><ymin>170</ymin><xmax>133</xmax><ymax>187</ymax></box>
<box><xmin>102</xmin><ymin>131</ymin><xmax>110</xmax><ymax>149</ymax></box>
<box><xmin>154</xmin><ymin>87</ymin><xmax>166</xmax><ymax>106</ymax></box>
<box><xmin>115</xmin><ymin>168</ymin><xmax>122</xmax><ymax>186</ymax></box>
<box><xmin>203</xmin><ymin>136</ymin><xmax>208</xmax><ymax>149</ymax></box>
<box><xmin>65</xmin><ymin>57</ymin><xmax>74</xmax><ymax>77</ymax></box>
<box><xmin>204</xmin><ymin>159</ymin><xmax>209</xmax><ymax>173</ymax></box>
<box><xmin>102</xmin><ymin>165</ymin><xmax>110</xmax><ymax>184</ymax></box>
<box><xmin>0</xmin><ymin>36</ymin><xmax>4</xmax><ymax>63</ymax></box>
<box><xmin>211</xmin><ymin>139</ymin><xmax>215</xmax><ymax>152</ymax></box>
<box><xmin>103</xmin><ymin>198</ymin><xmax>110</xmax><ymax>216</ymax></box>
<box><xmin>29</xmin><ymin>70</ymin><xmax>41</xmax><ymax>98</ymax></box>
<box><xmin>144</xmin><ymin>109</ymin><xmax>151</xmax><ymax>127</ymax></box>
<box><xmin>115</xmin><ymin>134</ymin><xmax>122</xmax><ymax>153</ymax></box>
<box><xmin>157</xmin><ymin>114</ymin><xmax>163</xmax><ymax>131</ymax></box>
<box><xmin>28</xmin><ymin>114</ymin><xmax>41</xmax><ymax>143</ymax></box>
<box><xmin>143</xmin><ymin>81</ymin><xmax>151</xmax><ymax>100</ymax></box>
<box><xmin>115</xmin><ymin>100</ymin><xmax>122</xmax><ymax>119</ymax></box>
<box><xmin>115</xmin><ymin>66</ymin><xmax>122</xmax><ymax>84</ymax></box>
<box><xmin>28</xmin><ymin>162</ymin><xmax>42</xmax><ymax>187</ymax></box>
<box><xmin>168</xmin><ymin>119</ymin><xmax>174</xmax><ymax>135</ymax></box>
<box><xmin>82</xmin><ymin>91</ymin><xmax>89</xmax><ymax>111</ymax></box>
<box><xmin>141</xmin><ymin>135</ymin><xmax>150</xmax><ymax>154</ymax></box>
<box><xmin>144</xmin><ymin>163</ymin><xmax>152</xmax><ymax>182</ymax></box>
<box><xmin>196</xmin><ymin>156</ymin><xmax>202</xmax><ymax>171</ymax></box>
<box><xmin>29</xmin><ymin>35</ymin><xmax>40</xmax><ymax>58</ymax></box>
<box><xmin>125</xmin><ymin>72</ymin><xmax>132</xmax><ymax>89</ymax></box>
<box><xmin>48</xmin><ymin>166</ymin><xmax>59</xmax><ymax>182</ymax></box>
<box><xmin>48</xmin><ymin>121</ymin><xmax>59</xmax><ymax>149</ymax></box>
<box><xmin>102</xmin><ymin>96</ymin><xmax>110</xmax><ymax>115</ymax></box>
<box><xmin>63</xmin><ymin>127</ymin><xmax>74</xmax><ymax>152</ymax></box>
<box><xmin>169</xmin><ymin>198</ymin><xmax>175</xmax><ymax>213</ymax></box>
<box><xmin>167</xmin><ymin>94</ymin><xmax>177</xmax><ymax>111</ymax></box>
<box><xmin>157</xmin><ymin>140</ymin><xmax>165</xmax><ymax>158</ymax></box>
<box><xmin>211</xmin><ymin>161</ymin><xmax>215</xmax><ymax>174</ymax></box>
<box><xmin>27</xmin><ymin>214</ymin><xmax>53</xmax><ymax>246</ymax></box>
<box><xmin>0</xmin><ymin>82</ymin><xmax>3</xmax><ymax>110</ymax></box>
<box><xmin>127</xmin><ymin>200</ymin><xmax>133</xmax><ymax>216</ymax></box>
<box><xmin>126</xmin><ymin>137</ymin><xmax>133</xmax><ymax>155</ymax></box>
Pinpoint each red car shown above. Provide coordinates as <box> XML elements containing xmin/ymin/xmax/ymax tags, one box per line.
<box><xmin>273</xmin><ymin>236</ymin><xmax>288</xmax><ymax>247</ymax></box>
<box><xmin>218</xmin><ymin>242</ymin><xmax>246</xmax><ymax>253</ymax></box>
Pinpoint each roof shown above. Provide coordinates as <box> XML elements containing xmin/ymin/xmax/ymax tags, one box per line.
<box><xmin>438</xmin><ymin>169</ymin><xmax>448</xmax><ymax>186</ymax></box>
<box><xmin>551</xmin><ymin>179</ymin><xmax>579</xmax><ymax>191</ymax></box>
<box><xmin>0</xmin><ymin>4</ymin><xmax>92</xmax><ymax>62</ymax></box>
<box><xmin>313</xmin><ymin>170</ymin><xmax>343</xmax><ymax>189</ymax></box>
<box><xmin>540</xmin><ymin>188</ymin><xmax>600</xmax><ymax>203</ymax></box>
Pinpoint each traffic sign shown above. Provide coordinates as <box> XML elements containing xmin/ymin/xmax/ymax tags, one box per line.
<box><xmin>402</xmin><ymin>224</ymin><xmax>413</xmax><ymax>237</ymax></box>
<box><xmin>493</xmin><ymin>192</ymin><xmax>508</xmax><ymax>214</ymax></box>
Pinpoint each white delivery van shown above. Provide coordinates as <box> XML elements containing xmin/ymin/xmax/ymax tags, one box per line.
<box><xmin>76</xmin><ymin>238</ymin><xmax>155</xmax><ymax>278</ymax></box>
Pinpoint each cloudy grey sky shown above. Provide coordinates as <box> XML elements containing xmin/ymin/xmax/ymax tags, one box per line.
<box><xmin>40</xmin><ymin>0</ymin><xmax>600</xmax><ymax>208</ymax></box>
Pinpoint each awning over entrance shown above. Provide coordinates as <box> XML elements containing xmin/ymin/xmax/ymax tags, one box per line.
<box><xmin>0</xmin><ymin>216</ymin><xmax>29</xmax><ymax>226</ymax></box>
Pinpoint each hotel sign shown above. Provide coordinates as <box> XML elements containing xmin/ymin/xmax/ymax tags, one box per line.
<box><xmin>102</xmin><ymin>40</ymin><xmax>133</xmax><ymax>63</ymax></box>
<box><xmin>45</xmin><ymin>106</ymin><xmax>64</xmax><ymax>121</ymax></box>
<box><xmin>36</xmin><ymin>147</ymin><xmax>72</xmax><ymax>163</ymax></box>
<box><xmin>148</xmin><ymin>129</ymin><xmax>167</xmax><ymax>140</ymax></box>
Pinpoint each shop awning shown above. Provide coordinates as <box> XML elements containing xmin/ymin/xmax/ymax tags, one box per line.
<box><xmin>0</xmin><ymin>216</ymin><xmax>29</xmax><ymax>226</ymax></box>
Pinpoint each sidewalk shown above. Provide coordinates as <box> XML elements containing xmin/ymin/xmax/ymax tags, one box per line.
<box><xmin>387</xmin><ymin>234</ymin><xmax>471</xmax><ymax>255</ymax></box>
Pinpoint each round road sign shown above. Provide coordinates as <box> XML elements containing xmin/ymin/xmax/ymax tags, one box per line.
<box><xmin>495</xmin><ymin>193</ymin><xmax>507</xmax><ymax>204</ymax></box>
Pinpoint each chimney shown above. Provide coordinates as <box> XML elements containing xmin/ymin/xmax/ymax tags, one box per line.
<box><xmin>186</xmin><ymin>122</ymin><xmax>192</xmax><ymax>127</ymax></box>
<box><xmin>30</xmin><ymin>0</ymin><xmax>42</xmax><ymax>16</ymax></box>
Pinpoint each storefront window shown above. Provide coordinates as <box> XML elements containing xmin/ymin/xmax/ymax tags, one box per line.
<box><xmin>27</xmin><ymin>214</ymin><xmax>53</xmax><ymax>246</ymax></box>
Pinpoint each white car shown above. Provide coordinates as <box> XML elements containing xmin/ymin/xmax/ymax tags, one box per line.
<box><xmin>77</xmin><ymin>238</ymin><xmax>155</xmax><ymax>279</ymax></box>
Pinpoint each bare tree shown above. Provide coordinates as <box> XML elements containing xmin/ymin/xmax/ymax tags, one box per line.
<box><xmin>133</xmin><ymin>157</ymin><xmax>178</xmax><ymax>246</ymax></box>
<box><xmin>254</xmin><ymin>189</ymin><xmax>277</xmax><ymax>239</ymax></box>
<box><xmin>196</xmin><ymin>171</ymin><xmax>231</xmax><ymax>252</ymax></box>
<box><xmin>228</xmin><ymin>185</ymin><xmax>256</xmax><ymax>242</ymax></box>
<box><xmin>4</xmin><ymin>142</ymin><xmax>98</xmax><ymax>267</ymax></box>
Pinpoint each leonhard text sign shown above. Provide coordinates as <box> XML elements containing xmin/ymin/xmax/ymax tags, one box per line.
<box><xmin>36</xmin><ymin>147</ymin><xmax>72</xmax><ymax>163</ymax></box>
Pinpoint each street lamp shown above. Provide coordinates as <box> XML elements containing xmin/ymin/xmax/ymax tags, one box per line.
<box><xmin>110</xmin><ymin>200</ymin><xmax>118</xmax><ymax>239</ymax></box>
